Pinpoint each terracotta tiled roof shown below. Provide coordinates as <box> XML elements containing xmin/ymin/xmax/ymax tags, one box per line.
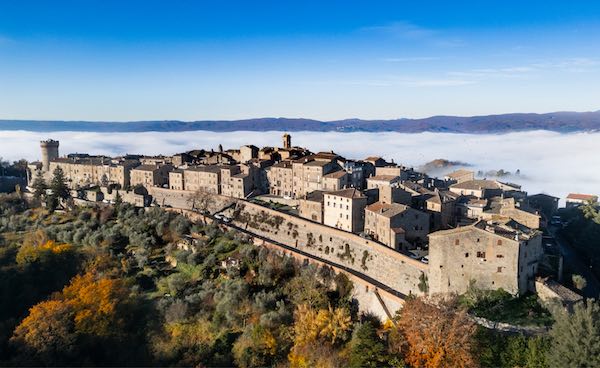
<box><xmin>567</xmin><ymin>193</ymin><xmax>598</xmax><ymax>201</ymax></box>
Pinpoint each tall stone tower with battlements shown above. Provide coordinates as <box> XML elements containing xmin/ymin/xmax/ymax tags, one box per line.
<box><xmin>40</xmin><ymin>139</ymin><xmax>59</xmax><ymax>172</ymax></box>
<box><xmin>282</xmin><ymin>133</ymin><xmax>291</xmax><ymax>149</ymax></box>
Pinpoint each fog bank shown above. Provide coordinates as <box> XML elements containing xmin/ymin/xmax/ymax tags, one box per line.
<box><xmin>1</xmin><ymin>130</ymin><xmax>598</xmax><ymax>202</ymax></box>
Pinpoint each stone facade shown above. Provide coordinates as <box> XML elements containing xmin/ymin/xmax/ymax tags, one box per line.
<box><xmin>323</xmin><ymin>188</ymin><xmax>367</xmax><ymax>233</ymax></box>
<box><xmin>130</xmin><ymin>164</ymin><xmax>173</xmax><ymax>188</ymax></box>
<box><xmin>364</xmin><ymin>202</ymin><xmax>430</xmax><ymax>248</ymax></box>
<box><xmin>232</xmin><ymin>200</ymin><xmax>428</xmax><ymax>298</ymax></box>
<box><xmin>367</xmin><ymin>175</ymin><xmax>401</xmax><ymax>190</ymax></box>
<box><xmin>183</xmin><ymin>166</ymin><xmax>221</xmax><ymax>194</ymax></box>
<box><xmin>428</xmin><ymin>220</ymin><xmax>543</xmax><ymax>295</ymax></box>
<box><xmin>298</xmin><ymin>190</ymin><xmax>325</xmax><ymax>223</ymax></box>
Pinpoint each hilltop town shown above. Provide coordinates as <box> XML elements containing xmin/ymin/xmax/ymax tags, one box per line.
<box><xmin>25</xmin><ymin>134</ymin><xmax>598</xmax><ymax>316</ymax></box>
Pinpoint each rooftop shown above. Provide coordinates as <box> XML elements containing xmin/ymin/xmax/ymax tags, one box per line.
<box><xmin>323</xmin><ymin>170</ymin><xmax>347</xmax><ymax>179</ymax></box>
<box><xmin>304</xmin><ymin>190</ymin><xmax>325</xmax><ymax>203</ymax></box>
<box><xmin>132</xmin><ymin>164</ymin><xmax>161</xmax><ymax>172</ymax></box>
<box><xmin>567</xmin><ymin>193</ymin><xmax>598</xmax><ymax>201</ymax></box>
<box><xmin>325</xmin><ymin>188</ymin><xmax>365</xmax><ymax>199</ymax></box>
<box><xmin>450</xmin><ymin>179</ymin><xmax>501</xmax><ymax>191</ymax></box>
<box><xmin>431</xmin><ymin>219</ymin><xmax>539</xmax><ymax>241</ymax></box>
<box><xmin>366</xmin><ymin>202</ymin><xmax>411</xmax><ymax>218</ymax></box>
<box><xmin>368</xmin><ymin>174</ymin><xmax>399</xmax><ymax>182</ymax></box>
<box><xmin>186</xmin><ymin>165</ymin><xmax>222</xmax><ymax>174</ymax></box>
<box><xmin>445</xmin><ymin>169</ymin><xmax>474</xmax><ymax>178</ymax></box>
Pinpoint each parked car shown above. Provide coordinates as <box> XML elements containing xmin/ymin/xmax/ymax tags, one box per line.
<box><xmin>420</xmin><ymin>256</ymin><xmax>429</xmax><ymax>264</ymax></box>
<box><xmin>214</xmin><ymin>214</ymin><xmax>223</xmax><ymax>220</ymax></box>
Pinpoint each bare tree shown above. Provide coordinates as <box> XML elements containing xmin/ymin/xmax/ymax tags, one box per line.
<box><xmin>188</xmin><ymin>188</ymin><xmax>216</xmax><ymax>213</ymax></box>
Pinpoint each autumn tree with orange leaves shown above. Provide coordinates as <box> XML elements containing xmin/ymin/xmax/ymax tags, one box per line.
<box><xmin>393</xmin><ymin>297</ymin><xmax>477</xmax><ymax>368</ymax></box>
<box><xmin>10</xmin><ymin>271</ymin><xmax>132</xmax><ymax>365</ymax></box>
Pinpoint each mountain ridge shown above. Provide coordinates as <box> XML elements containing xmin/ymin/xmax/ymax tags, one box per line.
<box><xmin>1</xmin><ymin>110</ymin><xmax>600</xmax><ymax>133</ymax></box>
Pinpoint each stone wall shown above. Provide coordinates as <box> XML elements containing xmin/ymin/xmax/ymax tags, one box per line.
<box><xmin>231</xmin><ymin>200</ymin><xmax>428</xmax><ymax>297</ymax></box>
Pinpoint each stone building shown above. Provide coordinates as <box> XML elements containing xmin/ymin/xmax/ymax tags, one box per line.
<box><xmin>375</xmin><ymin>166</ymin><xmax>408</xmax><ymax>180</ymax></box>
<box><xmin>364</xmin><ymin>156</ymin><xmax>387</xmax><ymax>167</ymax></box>
<box><xmin>323</xmin><ymin>188</ymin><xmax>367</xmax><ymax>233</ymax></box>
<box><xmin>130</xmin><ymin>164</ymin><xmax>174</xmax><ymax>188</ymax></box>
<box><xmin>566</xmin><ymin>193</ymin><xmax>598</xmax><ymax>208</ymax></box>
<box><xmin>482</xmin><ymin>197</ymin><xmax>541</xmax><ymax>229</ymax></box>
<box><xmin>417</xmin><ymin>190</ymin><xmax>458</xmax><ymax>231</ymax></box>
<box><xmin>40</xmin><ymin>139</ymin><xmax>59</xmax><ymax>172</ymax></box>
<box><xmin>322</xmin><ymin>170</ymin><xmax>349</xmax><ymax>191</ymax></box>
<box><xmin>444</xmin><ymin>169</ymin><xmax>474</xmax><ymax>184</ymax></box>
<box><xmin>169</xmin><ymin>170</ymin><xmax>185</xmax><ymax>190</ymax></box>
<box><xmin>47</xmin><ymin>156</ymin><xmax>138</xmax><ymax>189</ymax></box>
<box><xmin>378</xmin><ymin>185</ymin><xmax>412</xmax><ymax>205</ymax></box>
<box><xmin>298</xmin><ymin>190</ymin><xmax>325</xmax><ymax>223</ymax></box>
<box><xmin>366</xmin><ymin>175</ymin><xmax>400</xmax><ymax>190</ymax></box>
<box><xmin>183</xmin><ymin>166</ymin><xmax>221</xmax><ymax>194</ymax></box>
<box><xmin>428</xmin><ymin>219</ymin><xmax>543</xmax><ymax>295</ymax></box>
<box><xmin>449</xmin><ymin>179</ymin><xmax>503</xmax><ymax>199</ymax></box>
<box><xmin>267</xmin><ymin>161</ymin><xmax>294</xmax><ymax>197</ymax></box>
<box><xmin>364</xmin><ymin>202</ymin><xmax>430</xmax><ymax>248</ymax></box>
<box><xmin>527</xmin><ymin>193</ymin><xmax>560</xmax><ymax>217</ymax></box>
<box><xmin>342</xmin><ymin>160</ymin><xmax>373</xmax><ymax>190</ymax></box>
<box><xmin>240</xmin><ymin>145</ymin><xmax>259</xmax><ymax>163</ymax></box>
<box><xmin>266</xmin><ymin>153</ymin><xmax>345</xmax><ymax>199</ymax></box>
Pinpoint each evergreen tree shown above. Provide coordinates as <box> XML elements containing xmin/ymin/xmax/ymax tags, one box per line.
<box><xmin>348</xmin><ymin>321</ymin><xmax>387</xmax><ymax>368</ymax></box>
<box><xmin>114</xmin><ymin>191</ymin><xmax>123</xmax><ymax>207</ymax></box>
<box><xmin>547</xmin><ymin>299</ymin><xmax>600</xmax><ymax>368</ymax></box>
<box><xmin>50</xmin><ymin>167</ymin><xmax>70</xmax><ymax>200</ymax></box>
<box><xmin>31</xmin><ymin>170</ymin><xmax>48</xmax><ymax>200</ymax></box>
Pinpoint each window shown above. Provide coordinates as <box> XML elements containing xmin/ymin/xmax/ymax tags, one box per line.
<box><xmin>476</xmin><ymin>238</ymin><xmax>480</xmax><ymax>243</ymax></box>
<box><xmin>497</xmin><ymin>254</ymin><xmax>504</xmax><ymax>258</ymax></box>
<box><xmin>497</xmin><ymin>267</ymin><xmax>502</xmax><ymax>273</ymax></box>
<box><xmin>477</xmin><ymin>251</ymin><xmax>486</xmax><ymax>258</ymax></box>
<box><xmin>497</xmin><ymin>239</ymin><xmax>503</xmax><ymax>245</ymax></box>
<box><xmin>455</xmin><ymin>239</ymin><xmax>460</xmax><ymax>245</ymax></box>
<box><xmin>465</xmin><ymin>253</ymin><xmax>469</xmax><ymax>258</ymax></box>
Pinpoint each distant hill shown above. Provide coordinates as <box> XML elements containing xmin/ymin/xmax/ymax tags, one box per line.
<box><xmin>2</xmin><ymin>110</ymin><xmax>600</xmax><ymax>133</ymax></box>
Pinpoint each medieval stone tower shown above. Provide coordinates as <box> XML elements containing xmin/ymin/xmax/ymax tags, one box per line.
<box><xmin>40</xmin><ymin>139</ymin><xmax>59</xmax><ymax>172</ymax></box>
<box><xmin>282</xmin><ymin>133</ymin><xmax>291</xmax><ymax>149</ymax></box>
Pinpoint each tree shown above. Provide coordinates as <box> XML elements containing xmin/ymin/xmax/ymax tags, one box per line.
<box><xmin>582</xmin><ymin>200</ymin><xmax>600</xmax><ymax>225</ymax></box>
<box><xmin>232</xmin><ymin>324</ymin><xmax>278</xmax><ymax>368</ymax></box>
<box><xmin>394</xmin><ymin>297</ymin><xmax>477</xmax><ymax>368</ymax></box>
<box><xmin>546</xmin><ymin>299</ymin><xmax>600</xmax><ymax>368</ymax></box>
<box><xmin>31</xmin><ymin>170</ymin><xmax>47</xmax><ymax>200</ymax></box>
<box><xmin>188</xmin><ymin>187</ymin><xmax>216</xmax><ymax>213</ymax></box>
<box><xmin>50</xmin><ymin>166</ymin><xmax>70</xmax><ymax>200</ymax></box>
<box><xmin>10</xmin><ymin>300</ymin><xmax>77</xmax><ymax>364</ymax></box>
<box><xmin>114</xmin><ymin>191</ymin><xmax>123</xmax><ymax>207</ymax></box>
<box><xmin>348</xmin><ymin>321</ymin><xmax>388</xmax><ymax>368</ymax></box>
<box><xmin>288</xmin><ymin>304</ymin><xmax>352</xmax><ymax>367</ymax></box>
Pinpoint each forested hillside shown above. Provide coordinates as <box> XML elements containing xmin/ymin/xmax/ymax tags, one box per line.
<box><xmin>0</xmin><ymin>193</ymin><xmax>599</xmax><ymax>367</ymax></box>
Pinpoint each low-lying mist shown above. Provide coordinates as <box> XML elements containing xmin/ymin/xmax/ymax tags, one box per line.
<box><xmin>1</xmin><ymin>130</ymin><xmax>598</xmax><ymax>202</ymax></box>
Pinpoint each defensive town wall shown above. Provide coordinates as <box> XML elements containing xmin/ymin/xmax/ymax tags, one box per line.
<box><xmin>151</xmin><ymin>187</ymin><xmax>430</xmax><ymax>298</ymax></box>
<box><xmin>231</xmin><ymin>200</ymin><xmax>429</xmax><ymax>298</ymax></box>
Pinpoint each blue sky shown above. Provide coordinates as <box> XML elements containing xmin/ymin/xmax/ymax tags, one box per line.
<box><xmin>1</xmin><ymin>0</ymin><xmax>600</xmax><ymax>121</ymax></box>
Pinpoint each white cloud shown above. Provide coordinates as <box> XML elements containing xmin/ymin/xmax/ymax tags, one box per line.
<box><xmin>1</xmin><ymin>130</ymin><xmax>599</xmax><ymax>203</ymax></box>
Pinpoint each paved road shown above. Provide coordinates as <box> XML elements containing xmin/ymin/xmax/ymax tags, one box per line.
<box><xmin>550</xmin><ymin>226</ymin><xmax>600</xmax><ymax>298</ymax></box>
